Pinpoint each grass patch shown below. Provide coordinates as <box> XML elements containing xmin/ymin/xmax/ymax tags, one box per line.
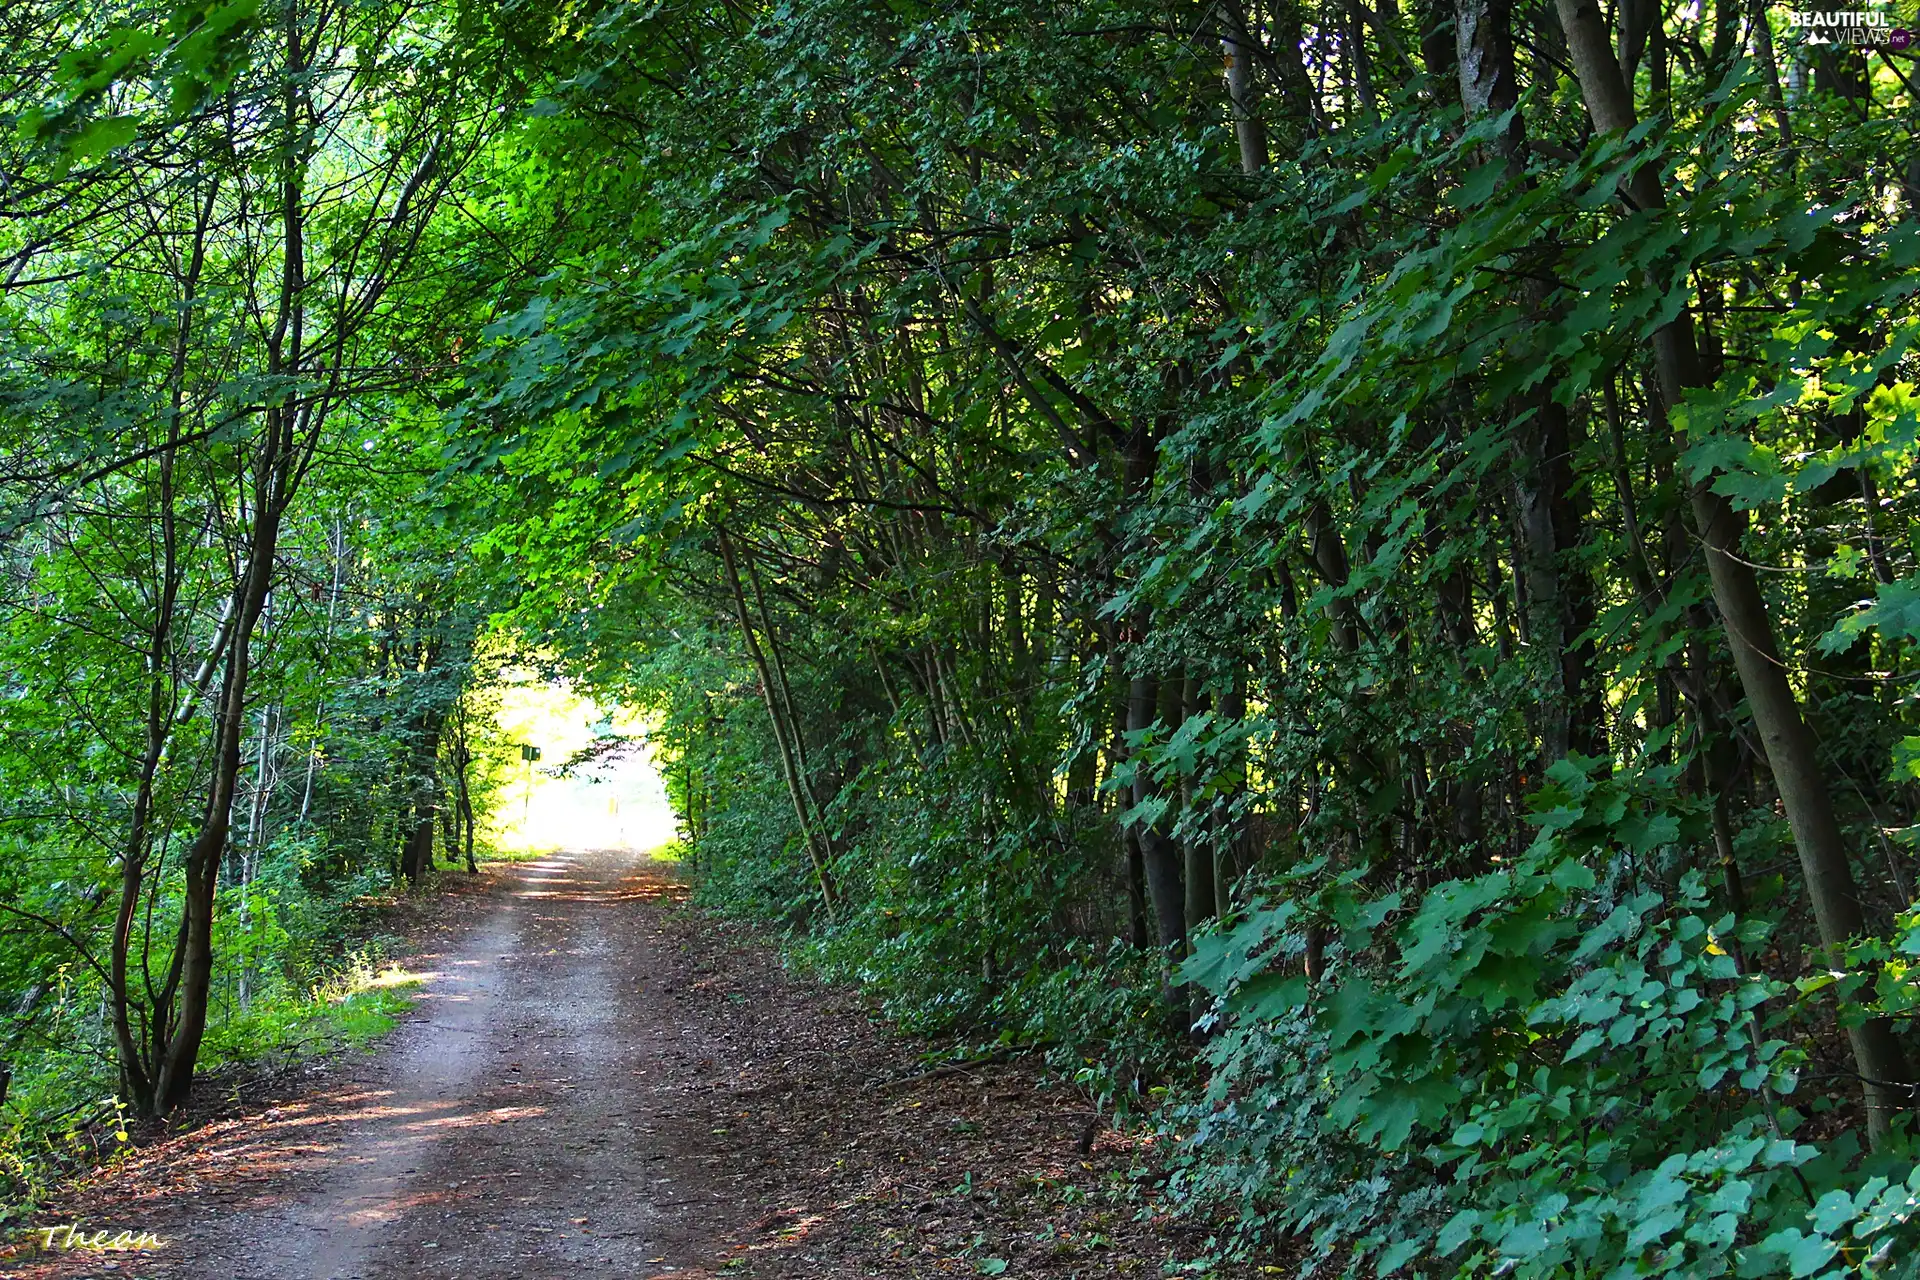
<box><xmin>201</xmin><ymin>955</ymin><xmax>424</xmax><ymax>1070</ymax></box>
<box><xmin>476</xmin><ymin>844</ymin><xmax>562</xmax><ymax>865</ymax></box>
<box><xmin>0</xmin><ymin>957</ymin><xmax>423</xmax><ymax>1221</ymax></box>
<box><xmin>0</xmin><ymin>1054</ymin><xmax>130</xmax><ymax>1221</ymax></box>
<box><xmin>479</xmin><ymin>840</ymin><xmax>685</xmax><ymax>864</ymax></box>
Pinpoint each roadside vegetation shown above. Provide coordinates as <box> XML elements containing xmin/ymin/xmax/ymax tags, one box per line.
<box><xmin>5</xmin><ymin>0</ymin><xmax>1920</xmax><ymax>1274</ymax></box>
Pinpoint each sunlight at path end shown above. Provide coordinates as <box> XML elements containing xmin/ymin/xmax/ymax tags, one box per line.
<box><xmin>484</xmin><ymin>673</ymin><xmax>677</xmax><ymax>855</ymax></box>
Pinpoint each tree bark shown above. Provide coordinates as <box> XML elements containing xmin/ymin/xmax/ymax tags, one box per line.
<box><xmin>152</xmin><ymin>3</ymin><xmax>312</xmax><ymax>1113</ymax></box>
<box><xmin>110</xmin><ymin>170</ymin><xmax>217</xmax><ymax>1114</ymax></box>
<box><xmin>1456</xmin><ymin>0</ymin><xmax>1602</xmax><ymax>763</ymax></box>
<box><xmin>1181</xmin><ymin>676</ymin><xmax>1216</xmax><ymax>941</ymax></box>
<box><xmin>1129</xmin><ymin>672</ymin><xmax>1187</xmax><ymax>954</ymax></box>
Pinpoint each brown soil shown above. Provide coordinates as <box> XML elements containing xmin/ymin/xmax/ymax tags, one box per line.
<box><xmin>2</xmin><ymin>850</ymin><xmax>1248</xmax><ymax>1279</ymax></box>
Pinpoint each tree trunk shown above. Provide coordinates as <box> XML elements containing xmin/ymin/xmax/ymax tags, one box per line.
<box><xmin>1129</xmin><ymin>672</ymin><xmax>1186</xmax><ymax>954</ymax></box>
<box><xmin>151</xmin><ymin>2</ymin><xmax>311</xmax><ymax>1114</ymax></box>
<box><xmin>1555</xmin><ymin>0</ymin><xmax>1912</xmax><ymax>1145</ymax></box>
<box><xmin>454</xmin><ymin>731</ymin><xmax>478</xmax><ymax>873</ymax></box>
<box><xmin>1181</xmin><ymin>676</ymin><xmax>1216</xmax><ymax>941</ymax></box>
<box><xmin>1457</xmin><ymin>0</ymin><xmax>1601</xmax><ymax>764</ymax></box>
<box><xmin>719</xmin><ymin>528</ymin><xmax>839</xmax><ymax>918</ymax></box>
<box><xmin>154</xmin><ymin>488</ymin><xmax>283</xmax><ymax>1112</ymax></box>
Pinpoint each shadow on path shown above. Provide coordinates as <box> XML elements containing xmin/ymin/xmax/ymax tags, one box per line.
<box><xmin>7</xmin><ymin>851</ymin><xmax>726</xmax><ymax>1280</ymax></box>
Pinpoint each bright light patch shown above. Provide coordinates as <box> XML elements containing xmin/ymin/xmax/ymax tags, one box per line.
<box><xmin>486</xmin><ymin>673</ymin><xmax>676</xmax><ymax>854</ymax></box>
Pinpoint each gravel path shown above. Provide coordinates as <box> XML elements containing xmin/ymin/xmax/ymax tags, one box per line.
<box><xmin>6</xmin><ymin>849</ymin><xmax>1257</xmax><ymax>1280</ymax></box>
<box><xmin>9</xmin><ymin>851</ymin><xmax>728</xmax><ymax>1280</ymax></box>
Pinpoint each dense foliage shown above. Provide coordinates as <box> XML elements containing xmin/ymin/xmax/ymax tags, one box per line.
<box><xmin>9</xmin><ymin>0</ymin><xmax>1920</xmax><ymax>1272</ymax></box>
<box><xmin>0</xmin><ymin>0</ymin><xmax>530</xmax><ymax>1198</ymax></box>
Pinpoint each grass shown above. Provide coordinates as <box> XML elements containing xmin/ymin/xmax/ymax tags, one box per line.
<box><xmin>478</xmin><ymin>839</ymin><xmax>686</xmax><ymax>865</ymax></box>
<box><xmin>201</xmin><ymin>955</ymin><xmax>425</xmax><ymax>1070</ymax></box>
<box><xmin>0</xmin><ymin>956</ymin><xmax>424</xmax><ymax>1222</ymax></box>
<box><xmin>475</xmin><ymin>844</ymin><xmax>562</xmax><ymax>865</ymax></box>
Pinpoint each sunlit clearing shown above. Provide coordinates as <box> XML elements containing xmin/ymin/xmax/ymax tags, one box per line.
<box><xmin>485</xmin><ymin>671</ymin><xmax>677</xmax><ymax>855</ymax></box>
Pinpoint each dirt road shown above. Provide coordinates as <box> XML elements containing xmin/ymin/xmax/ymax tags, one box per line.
<box><xmin>17</xmin><ymin>852</ymin><xmax>731</xmax><ymax>1280</ymax></box>
<box><xmin>8</xmin><ymin>849</ymin><xmax>1244</xmax><ymax>1280</ymax></box>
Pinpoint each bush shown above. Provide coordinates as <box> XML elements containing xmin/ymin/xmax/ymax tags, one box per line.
<box><xmin>1170</xmin><ymin>757</ymin><xmax>1920</xmax><ymax>1277</ymax></box>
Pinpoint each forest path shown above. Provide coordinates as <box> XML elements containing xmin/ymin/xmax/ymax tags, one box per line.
<box><xmin>11</xmin><ymin>849</ymin><xmax>1235</xmax><ymax>1280</ymax></box>
<box><xmin>17</xmin><ymin>850</ymin><xmax>729</xmax><ymax>1280</ymax></box>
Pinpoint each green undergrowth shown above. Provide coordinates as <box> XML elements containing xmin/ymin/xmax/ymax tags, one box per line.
<box><xmin>477</xmin><ymin>838</ymin><xmax>684</xmax><ymax>866</ymax></box>
<box><xmin>477</xmin><ymin>844</ymin><xmax>561</xmax><ymax>864</ymax></box>
<box><xmin>695</xmin><ymin>851</ymin><xmax>1189</xmax><ymax>1122</ymax></box>
<box><xmin>0</xmin><ymin>862</ymin><xmax>435</xmax><ymax>1221</ymax></box>
<box><xmin>798</xmin><ymin>926</ymin><xmax>1188</xmax><ymax>1117</ymax></box>
<box><xmin>685</xmin><ymin>757</ymin><xmax>1920</xmax><ymax>1276</ymax></box>
<box><xmin>0</xmin><ymin>954</ymin><xmax>420</xmax><ymax>1223</ymax></box>
<box><xmin>200</xmin><ymin>955</ymin><xmax>424</xmax><ymax>1070</ymax></box>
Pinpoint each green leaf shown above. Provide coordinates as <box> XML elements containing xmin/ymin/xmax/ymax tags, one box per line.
<box><xmin>1449</xmin><ymin>160</ymin><xmax>1507</xmax><ymax>209</ymax></box>
<box><xmin>1810</xmin><ymin>1189</ymin><xmax>1858</xmax><ymax>1234</ymax></box>
<box><xmin>1761</xmin><ymin>1228</ymin><xmax>1837</xmax><ymax>1278</ymax></box>
<box><xmin>69</xmin><ymin>115</ymin><xmax>138</xmax><ymax>158</ymax></box>
<box><xmin>1818</xmin><ymin>578</ymin><xmax>1920</xmax><ymax>653</ymax></box>
<box><xmin>1500</xmin><ymin>1221</ymin><xmax>1549</xmax><ymax>1257</ymax></box>
<box><xmin>1436</xmin><ymin>1210</ymin><xmax>1483</xmax><ymax>1256</ymax></box>
<box><xmin>1565</xmin><ymin>1027</ymin><xmax>1606</xmax><ymax>1062</ymax></box>
<box><xmin>1375</xmin><ymin>1238</ymin><xmax>1423</xmax><ymax>1274</ymax></box>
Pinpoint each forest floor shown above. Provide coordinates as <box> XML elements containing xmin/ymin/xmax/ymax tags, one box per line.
<box><xmin>1</xmin><ymin>849</ymin><xmax>1252</xmax><ymax>1279</ymax></box>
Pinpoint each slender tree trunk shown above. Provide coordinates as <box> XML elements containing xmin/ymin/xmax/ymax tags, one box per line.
<box><xmin>152</xmin><ymin>4</ymin><xmax>311</xmax><ymax>1113</ymax></box>
<box><xmin>1457</xmin><ymin>0</ymin><xmax>1601</xmax><ymax>763</ymax></box>
<box><xmin>456</xmin><ymin>741</ymin><xmax>478</xmax><ymax>873</ymax></box>
<box><xmin>1221</xmin><ymin>0</ymin><xmax>1270</xmax><ymax>173</ymax></box>
<box><xmin>1556</xmin><ymin>0</ymin><xmax>1912</xmax><ymax>1144</ymax></box>
<box><xmin>110</xmin><ymin>171</ymin><xmax>217</xmax><ymax>1113</ymax></box>
<box><xmin>1107</xmin><ymin>686</ymin><xmax>1150</xmax><ymax>947</ymax></box>
<box><xmin>1181</xmin><ymin>676</ymin><xmax>1216</xmax><ymax>941</ymax></box>
<box><xmin>719</xmin><ymin>529</ymin><xmax>839</xmax><ymax>918</ymax></box>
<box><xmin>154</xmin><ymin>474</ymin><xmax>285</xmax><ymax>1112</ymax></box>
<box><xmin>401</xmin><ymin>705</ymin><xmax>444</xmax><ymax>884</ymax></box>
<box><xmin>299</xmin><ymin>513</ymin><xmax>347</xmax><ymax>823</ymax></box>
<box><xmin>1216</xmin><ymin>671</ymin><xmax>1248</xmax><ymax>918</ymax></box>
<box><xmin>1129</xmin><ymin>671</ymin><xmax>1186</xmax><ymax>955</ymax></box>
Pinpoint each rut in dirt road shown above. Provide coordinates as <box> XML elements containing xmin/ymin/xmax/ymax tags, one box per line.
<box><xmin>85</xmin><ymin>851</ymin><xmax>732</xmax><ymax>1280</ymax></box>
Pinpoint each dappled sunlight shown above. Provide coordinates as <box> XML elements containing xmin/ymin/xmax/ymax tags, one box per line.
<box><xmin>499</xmin><ymin>851</ymin><xmax>689</xmax><ymax>908</ymax></box>
<box><xmin>54</xmin><ymin>1085</ymin><xmax>569</xmax><ymax>1237</ymax></box>
<box><xmin>363</xmin><ymin>966</ymin><xmax>436</xmax><ymax>988</ymax></box>
<box><xmin>604</xmin><ymin>875</ymin><xmax>689</xmax><ymax>905</ymax></box>
<box><xmin>416</xmin><ymin>1105</ymin><xmax>552</xmax><ymax>1130</ymax></box>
